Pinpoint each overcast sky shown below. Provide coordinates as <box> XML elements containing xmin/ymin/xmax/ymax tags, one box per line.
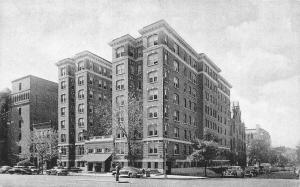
<box><xmin>0</xmin><ymin>0</ymin><xmax>299</xmax><ymax>148</ymax></box>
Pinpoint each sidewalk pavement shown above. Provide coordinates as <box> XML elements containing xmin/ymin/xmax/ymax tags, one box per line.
<box><xmin>69</xmin><ymin>172</ymin><xmax>206</xmax><ymax>180</ymax></box>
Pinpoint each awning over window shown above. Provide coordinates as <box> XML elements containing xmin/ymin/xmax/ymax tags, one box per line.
<box><xmin>79</xmin><ymin>153</ymin><xmax>111</xmax><ymax>162</ymax></box>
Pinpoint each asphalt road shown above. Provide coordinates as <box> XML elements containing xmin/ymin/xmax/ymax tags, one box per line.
<box><xmin>0</xmin><ymin>174</ymin><xmax>299</xmax><ymax>187</ymax></box>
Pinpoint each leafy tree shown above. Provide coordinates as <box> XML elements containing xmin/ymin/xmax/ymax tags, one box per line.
<box><xmin>248</xmin><ymin>138</ymin><xmax>270</xmax><ymax>166</ymax></box>
<box><xmin>189</xmin><ymin>139</ymin><xmax>219</xmax><ymax>176</ymax></box>
<box><xmin>31</xmin><ymin>129</ymin><xmax>58</xmax><ymax>173</ymax></box>
<box><xmin>86</xmin><ymin>99</ymin><xmax>112</xmax><ymax>138</ymax></box>
<box><xmin>114</xmin><ymin>94</ymin><xmax>143</xmax><ymax>166</ymax></box>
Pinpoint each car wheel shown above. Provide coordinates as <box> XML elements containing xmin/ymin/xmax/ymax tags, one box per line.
<box><xmin>128</xmin><ymin>173</ymin><xmax>132</xmax><ymax>178</ymax></box>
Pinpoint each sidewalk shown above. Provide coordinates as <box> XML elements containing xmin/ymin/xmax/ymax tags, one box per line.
<box><xmin>70</xmin><ymin>172</ymin><xmax>206</xmax><ymax>180</ymax></box>
<box><xmin>69</xmin><ymin>172</ymin><xmax>113</xmax><ymax>177</ymax></box>
<box><xmin>148</xmin><ymin>174</ymin><xmax>206</xmax><ymax>180</ymax></box>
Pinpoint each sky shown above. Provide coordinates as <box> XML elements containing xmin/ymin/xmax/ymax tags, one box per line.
<box><xmin>0</xmin><ymin>0</ymin><xmax>299</xmax><ymax>148</ymax></box>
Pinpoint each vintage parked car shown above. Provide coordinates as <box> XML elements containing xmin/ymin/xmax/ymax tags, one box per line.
<box><xmin>46</xmin><ymin>167</ymin><xmax>68</xmax><ymax>176</ymax></box>
<box><xmin>0</xmin><ymin>166</ymin><xmax>12</xmax><ymax>174</ymax></box>
<box><xmin>223</xmin><ymin>166</ymin><xmax>244</xmax><ymax>178</ymax></box>
<box><xmin>244</xmin><ymin>166</ymin><xmax>259</xmax><ymax>177</ymax></box>
<box><xmin>119</xmin><ymin>167</ymin><xmax>143</xmax><ymax>178</ymax></box>
<box><xmin>7</xmin><ymin>166</ymin><xmax>32</xmax><ymax>175</ymax></box>
<box><xmin>27</xmin><ymin>166</ymin><xmax>40</xmax><ymax>175</ymax></box>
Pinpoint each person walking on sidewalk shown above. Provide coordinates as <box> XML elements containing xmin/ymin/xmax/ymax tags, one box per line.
<box><xmin>115</xmin><ymin>163</ymin><xmax>120</xmax><ymax>182</ymax></box>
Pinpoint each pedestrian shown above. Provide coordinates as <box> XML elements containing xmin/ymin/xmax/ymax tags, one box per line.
<box><xmin>115</xmin><ymin>163</ymin><xmax>120</xmax><ymax>182</ymax></box>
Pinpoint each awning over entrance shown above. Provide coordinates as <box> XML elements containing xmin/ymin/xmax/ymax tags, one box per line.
<box><xmin>79</xmin><ymin>154</ymin><xmax>111</xmax><ymax>162</ymax></box>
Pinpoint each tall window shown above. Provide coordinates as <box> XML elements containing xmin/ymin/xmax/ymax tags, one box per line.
<box><xmin>164</xmin><ymin>88</ymin><xmax>168</xmax><ymax>100</ymax></box>
<box><xmin>98</xmin><ymin>80</ymin><xmax>102</xmax><ymax>88</ymax></box>
<box><xmin>78</xmin><ymin>76</ymin><xmax>84</xmax><ymax>85</ymax></box>
<box><xmin>148</xmin><ymin>124</ymin><xmax>158</xmax><ymax>136</ymax></box>
<box><xmin>148</xmin><ymin>71</ymin><xmax>158</xmax><ymax>83</ymax></box>
<box><xmin>89</xmin><ymin>90</ymin><xmax>93</xmax><ymax>99</ymax></box>
<box><xmin>173</xmin><ymin>61</ymin><xmax>179</xmax><ymax>72</ymax></box>
<box><xmin>149</xmin><ymin>143</ymin><xmax>158</xmax><ymax>154</ymax></box>
<box><xmin>173</xmin><ymin>110</ymin><xmax>180</xmax><ymax>121</ymax></box>
<box><xmin>147</xmin><ymin>53</ymin><xmax>158</xmax><ymax>66</ymax></box>
<box><xmin>116</xmin><ymin>47</ymin><xmax>125</xmax><ymax>58</ymax></box>
<box><xmin>78</xmin><ymin>132</ymin><xmax>84</xmax><ymax>142</ymax></box>
<box><xmin>148</xmin><ymin>89</ymin><xmax>158</xmax><ymax>101</ymax></box>
<box><xmin>89</xmin><ymin>75</ymin><xmax>94</xmax><ymax>84</ymax></box>
<box><xmin>61</xmin><ymin>67</ymin><xmax>66</xmax><ymax>76</ymax></box>
<box><xmin>61</xmin><ymin>94</ymin><xmax>66</xmax><ymax>103</ymax></box>
<box><xmin>116</xmin><ymin>79</ymin><xmax>125</xmax><ymax>90</ymax></box>
<box><xmin>61</xmin><ymin>107</ymin><xmax>65</xmax><ymax>116</ymax></box>
<box><xmin>173</xmin><ymin>77</ymin><xmax>179</xmax><ymax>88</ymax></box>
<box><xmin>174</xmin><ymin>127</ymin><xmax>179</xmax><ymax>138</ymax></box>
<box><xmin>78</xmin><ymin>118</ymin><xmax>84</xmax><ymax>127</ymax></box>
<box><xmin>61</xmin><ymin>121</ymin><xmax>65</xmax><ymax>129</ymax></box>
<box><xmin>78</xmin><ymin>90</ymin><xmax>84</xmax><ymax>99</ymax></box>
<box><xmin>61</xmin><ymin>81</ymin><xmax>66</xmax><ymax>89</ymax></box>
<box><xmin>61</xmin><ymin>134</ymin><xmax>66</xmax><ymax>142</ymax></box>
<box><xmin>174</xmin><ymin>144</ymin><xmax>179</xmax><ymax>154</ymax></box>
<box><xmin>78</xmin><ymin>104</ymin><xmax>84</xmax><ymax>113</ymax></box>
<box><xmin>173</xmin><ymin>93</ymin><xmax>179</xmax><ymax>105</ymax></box>
<box><xmin>18</xmin><ymin>107</ymin><xmax>22</xmax><ymax>115</ymax></box>
<box><xmin>147</xmin><ymin>34</ymin><xmax>158</xmax><ymax>47</ymax></box>
<box><xmin>116</xmin><ymin>64</ymin><xmax>125</xmax><ymax>75</ymax></box>
<box><xmin>164</xmin><ymin>105</ymin><xmax>169</xmax><ymax>117</ymax></box>
<box><xmin>148</xmin><ymin>107</ymin><xmax>158</xmax><ymax>118</ymax></box>
<box><xmin>78</xmin><ymin>61</ymin><xmax>84</xmax><ymax>71</ymax></box>
<box><xmin>18</xmin><ymin>83</ymin><xmax>22</xmax><ymax>91</ymax></box>
<box><xmin>116</xmin><ymin>95</ymin><xmax>125</xmax><ymax>106</ymax></box>
<box><xmin>103</xmin><ymin>81</ymin><xmax>107</xmax><ymax>89</ymax></box>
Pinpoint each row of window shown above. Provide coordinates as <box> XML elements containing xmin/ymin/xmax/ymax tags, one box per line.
<box><xmin>60</xmin><ymin>62</ymin><xmax>111</xmax><ymax>78</ymax></box>
<box><xmin>205</xmin><ymin>119</ymin><xmax>227</xmax><ymax>135</ymax></box>
<box><xmin>11</xmin><ymin>92</ymin><xmax>30</xmax><ymax>103</ymax></box>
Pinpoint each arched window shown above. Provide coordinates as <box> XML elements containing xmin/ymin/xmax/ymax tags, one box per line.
<box><xmin>116</xmin><ymin>47</ymin><xmax>125</xmax><ymax>58</ymax></box>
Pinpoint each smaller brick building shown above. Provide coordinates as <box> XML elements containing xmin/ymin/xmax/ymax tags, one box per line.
<box><xmin>78</xmin><ymin>136</ymin><xmax>114</xmax><ymax>172</ymax></box>
<box><xmin>7</xmin><ymin>75</ymin><xmax>58</xmax><ymax>166</ymax></box>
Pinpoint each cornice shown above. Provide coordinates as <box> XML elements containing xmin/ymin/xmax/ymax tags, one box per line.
<box><xmin>56</xmin><ymin>58</ymin><xmax>75</xmax><ymax>67</ymax></box>
<box><xmin>109</xmin><ymin>34</ymin><xmax>136</xmax><ymax>47</ymax></box>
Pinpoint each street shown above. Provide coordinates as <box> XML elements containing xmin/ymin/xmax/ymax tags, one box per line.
<box><xmin>0</xmin><ymin>174</ymin><xmax>299</xmax><ymax>187</ymax></box>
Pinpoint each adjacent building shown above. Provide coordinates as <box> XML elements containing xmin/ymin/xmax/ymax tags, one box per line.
<box><xmin>230</xmin><ymin>102</ymin><xmax>246</xmax><ymax>166</ymax></box>
<box><xmin>7</xmin><ymin>75</ymin><xmax>58</xmax><ymax>165</ymax></box>
<box><xmin>56</xmin><ymin>51</ymin><xmax>112</xmax><ymax>168</ymax></box>
<box><xmin>246</xmin><ymin>124</ymin><xmax>271</xmax><ymax>146</ymax></box>
<box><xmin>109</xmin><ymin>20</ymin><xmax>234</xmax><ymax>170</ymax></box>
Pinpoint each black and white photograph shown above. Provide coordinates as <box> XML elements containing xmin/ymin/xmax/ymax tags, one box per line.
<box><xmin>0</xmin><ymin>0</ymin><xmax>299</xmax><ymax>186</ymax></box>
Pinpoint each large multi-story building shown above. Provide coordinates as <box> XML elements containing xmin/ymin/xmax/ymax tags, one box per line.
<box><xmin>109</xmin><ymin>20</ymin><xmax>234</xmax><ymax>170</ymax></box>
<box><xmin>230</xmin><ymin>102</ymin><xmax>246</xmax><ymax>166</ymax></box>
<box><xmin>7</xmin><ymin>75</ymin><xmax>58</xmax><ymax>165</ymax></box>
<box><xmin>56</xmin><ymin>51</ymin><xmax>112</xmax><ymax>168</ymax></box>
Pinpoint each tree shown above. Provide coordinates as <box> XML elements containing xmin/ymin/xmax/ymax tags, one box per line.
<box><xmin>189</xmin><ymin>139</ymin><xmax>219</xmax><ymax>176</ymax></box>
<box><xmin>248</xmin><ymin>138</ymin><xmax>270</xmax><ymax>166</ymax></box>
<box><xmin>31</xmin><ymin>129</ymin><xmax>58</xmax><ymax>173</ymax></box>
<box><xmin>114</xmin><ymin>94</ymin><xmax>143</xmax><ymax>166</ymax></box>
<box><xmin>86</xmin><ymin>99</ymin><xmax>112</xmax><ymax>138</ymax></box>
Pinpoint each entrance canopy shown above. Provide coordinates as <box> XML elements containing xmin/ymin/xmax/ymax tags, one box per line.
<box><xmin>79</xmin><ymin>154</ymin><xmax>111</xmax><ymax>162</ymax></box>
